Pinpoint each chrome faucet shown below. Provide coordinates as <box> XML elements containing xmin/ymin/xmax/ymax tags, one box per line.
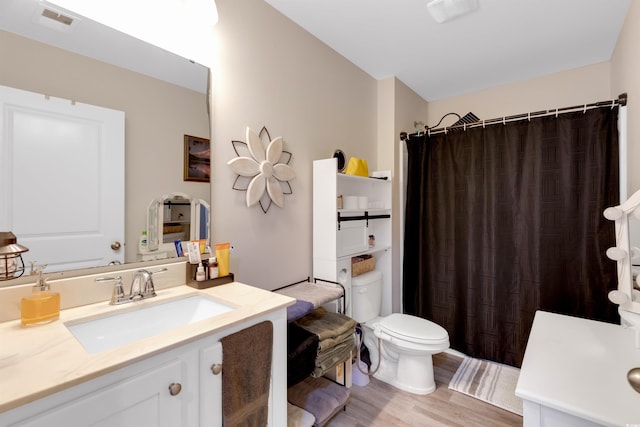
<box><xmin>130</xmin><ymin>269</ymin><xmax>154</xmax><ymax>300</ymax></box>
<box><xmin>96</xmin><ymin>268</ymin><xmax>167</xmax><ymax>305</ymax></box>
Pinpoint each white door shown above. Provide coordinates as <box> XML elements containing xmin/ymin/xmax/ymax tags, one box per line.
<box><xmin>0</xmin><ymin>85</ymin><xmax>124</xmax><ymax>272</ymax></box>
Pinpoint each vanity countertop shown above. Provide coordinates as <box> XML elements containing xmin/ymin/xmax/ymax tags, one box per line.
<box><xmin>516</xmin><ymin>310</ymin><xmax>640</xmax><ymax>426</ymax></box>
<box><xmin>0</xmin><ymin>282</ymin><xmax>294</xmax><ymax>413</ymax></box>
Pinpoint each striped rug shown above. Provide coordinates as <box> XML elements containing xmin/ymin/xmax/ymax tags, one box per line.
<box><xmin>448</xmin><ymin>356</ymin><xmax>523</xmax><ymax>416</ymax></box>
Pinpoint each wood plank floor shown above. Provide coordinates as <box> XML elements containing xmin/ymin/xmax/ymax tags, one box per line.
<box><xmin>326</xmin><ymin>352</ymin><xmax>523</xmax><ymax>427</ymax></box>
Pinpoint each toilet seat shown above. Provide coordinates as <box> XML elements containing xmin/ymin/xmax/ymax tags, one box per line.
<box><xmin>377</xmin><ymin>313</ymin><xmax>449</xmax><ymax>346</ymax></box>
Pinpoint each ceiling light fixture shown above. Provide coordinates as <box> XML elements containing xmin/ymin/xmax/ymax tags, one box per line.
<box><xmin>427</xmin><ymin>0</ymin><xmax>478</xmax><ymax>23</ymax></box>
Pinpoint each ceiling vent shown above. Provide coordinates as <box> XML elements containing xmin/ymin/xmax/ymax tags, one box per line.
<box><xmin>427</xmin><ymin>0</ymin><xmax>478</xmax><ymax>23</ymax></box>
<box><xmin>33</xmin><ymin>3</ymin><xmax>81</xmax><ymax>32</ymax></box>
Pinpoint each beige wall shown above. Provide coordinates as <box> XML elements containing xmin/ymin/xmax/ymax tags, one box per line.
<box><xmin>376</xmin><ymin>78</ymin><xmax>429</xmax><ymax>311</ymax></box>
<box><xmin>612</xmin><ymin>0</ymin><xmax>640</xmax><ymax>193</ymax></box>
<box><xmin>0</xmin><ymin>30</ymin><xmax>210</xmax><ymax>264</ymax></box>
<box><xmin>210</xmin><ymin>0</ymin><xmax>377</xmax><ymax>289</ymax></box>
<box><xmin>426</xmin><ymin>61</ymin><xmax>611</xmax><ymax>129</ymax></box>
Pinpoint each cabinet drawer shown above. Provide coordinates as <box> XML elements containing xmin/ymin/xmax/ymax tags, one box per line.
<box><xmin>337</xmin><ymin>220</ymin><xmax>369</xmax><ymax>257</ymax></box>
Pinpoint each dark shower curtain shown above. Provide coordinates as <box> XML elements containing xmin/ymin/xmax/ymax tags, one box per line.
<box><xmin>403</xmin><ymin>107</ymin><xmax>620</xmax><ymax>367</ymax></box>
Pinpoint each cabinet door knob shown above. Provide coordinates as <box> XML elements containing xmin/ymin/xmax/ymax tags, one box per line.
<box><xmin>211</xmin><ymin>364</ymin><xmax>222</xmax><ymax>375</ymax></box>
<box><xmin>168</xmin><ymin>382</ymin><xmax>182</xmax><ymax>396</ymax></box>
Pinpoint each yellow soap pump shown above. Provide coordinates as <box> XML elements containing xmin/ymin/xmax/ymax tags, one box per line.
<box><xmin>21</xmin><ymin>264</ymin><xmax>60</xmax><ymax>326</ymax></box>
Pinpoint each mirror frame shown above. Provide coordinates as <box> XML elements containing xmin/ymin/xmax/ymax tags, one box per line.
<box><xmin>3</xmin><ymin>257</ymin><xmax>187</xmax><ymax>287</ymax></box>
<box><xmin>146</xmin><ymin>192</ymin><xmax>210</xmax><ymax>254</ymax></box>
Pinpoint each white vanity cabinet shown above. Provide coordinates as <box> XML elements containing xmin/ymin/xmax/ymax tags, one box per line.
<box><xmin>0</xmin><ymin>341</ymin><xmax>205</xmax><ymax>426</ymax></box>
<box><xmin>313</xmin><ymin>158</ymin><xmax>392</xmax><ymax>317</ymax></box>
<box><xmin>4</xmin><ymin>356</ymin><xmax>193</xmax><ymax>427</ymax></box>
<box><xmin>0</xmin><ymin>310</ymin><xmax>287</xmax><ymax>427</ymax></box>
<box><xmin>516</xmin><ymin>311</ymin><xmax>640</xmax><ymax>426</ymax></box>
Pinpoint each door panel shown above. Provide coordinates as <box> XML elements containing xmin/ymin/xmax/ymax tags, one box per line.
<box><xmin>200</xmin><ymin>342</ymin><xmax>222</xmax><ymax>427</ymax></box>
<box><xmin>0</xmin><ymin>85</ymin><xmax>124</xmax><ymax>271</ymax></box>
<box><xmin>11</xmin><ymin>359</ymin><xmax>183</xmax><ymax>427</ymax></box>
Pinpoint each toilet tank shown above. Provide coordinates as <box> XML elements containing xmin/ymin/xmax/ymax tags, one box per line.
<box><xmin>351</xmin><ymin>270</ymin><xmax>383</xmax><ymax>323</ymax></box>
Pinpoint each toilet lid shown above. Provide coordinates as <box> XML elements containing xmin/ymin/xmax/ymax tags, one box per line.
<box><xmin>378</xmin><ymin>313</ymin><xmax>449</xmax><ymax>345</ymax></box>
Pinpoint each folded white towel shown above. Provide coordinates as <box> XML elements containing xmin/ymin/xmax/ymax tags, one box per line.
<box><xmin>287</xmin><ymin>402</ymin><xmax>315</xmax><ymax>427</ymax></box>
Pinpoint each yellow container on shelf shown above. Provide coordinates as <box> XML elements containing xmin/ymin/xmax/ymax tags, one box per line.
<box><xmin>344</xmin><ymin>157</ymin><xmax>368</xmax><ymax>177</ymax></box>
<box><xmin>215</xmin><ymin>242</ymin><xmax>230</xmax><ymax>277</ymax></box>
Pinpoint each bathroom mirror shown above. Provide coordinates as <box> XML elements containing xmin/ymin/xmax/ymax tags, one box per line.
<box><xmin>0</xmin><ymin>0</ymin><xmax>211</xmax><ymax>285</ymax></box>
<box><xmin>145</xmin><ymin>193</ymin><xmax>210</xmax><ymax>256</ymax></box>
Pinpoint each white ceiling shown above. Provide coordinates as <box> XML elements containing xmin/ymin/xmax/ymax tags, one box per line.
<box><xmin>1</xmin><ymin>0</ymin><xmax>632</xmax><ymax>101</ymax></box>
<box><xmin>0</xmin><ymin>0</ymin><xmax>208</xmax><ymax>93</ymax></box>
<box><xmin>265</xmin><ymin>0</ymin><xmax>632</xmax><ymax>101</ymax></box>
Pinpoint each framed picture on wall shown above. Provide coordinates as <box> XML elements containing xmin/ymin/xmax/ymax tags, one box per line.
<box><xmin>184</xmin><ymin>135</ymin><xmax>210</xmax><ymax>182</ymax></box>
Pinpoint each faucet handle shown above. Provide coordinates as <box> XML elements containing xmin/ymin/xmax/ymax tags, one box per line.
<box><xmin>95</xmin><ymin>276</ymin><xmax>126</xmax><ymax>305</ymax></box>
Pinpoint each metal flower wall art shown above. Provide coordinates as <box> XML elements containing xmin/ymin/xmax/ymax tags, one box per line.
<box><xmin>227</xmin><ymin>126</ymin><xmax>295</xmax><ymax>213</ymax></box>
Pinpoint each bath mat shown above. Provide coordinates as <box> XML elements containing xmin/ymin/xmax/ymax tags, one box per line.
<box><xmin>449</xmin><ymin>356</ymin><xmax>523</xmax><ymax>416</ymax></box>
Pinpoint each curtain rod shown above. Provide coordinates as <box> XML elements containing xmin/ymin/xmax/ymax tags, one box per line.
<box><xmin>400</xmin><ymin>92</ymin><xmax>627</xmax><ymax>141</ymax></box>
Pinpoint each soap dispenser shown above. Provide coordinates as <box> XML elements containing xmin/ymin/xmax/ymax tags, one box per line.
<box><xmin>195</xmin><ymin>262</ymin><xmax>206</xmax><ymax>282</ymax></box>
<box><xmin>21</xmin><ymin>265</ymin><xmax>60</xmax><ymax>326</ymax></box>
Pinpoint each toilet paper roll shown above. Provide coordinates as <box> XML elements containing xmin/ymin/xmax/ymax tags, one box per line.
<box><xmin>343</xmin><ymin>196</ymin><xmax>358</xmax><ymax>210</ymax></box>
<box><xmin>358</xmin><ymin>196</ymin><xmax>368</xmax><ymax>210</ymax></box>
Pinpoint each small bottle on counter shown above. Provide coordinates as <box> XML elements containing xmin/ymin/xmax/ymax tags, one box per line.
<box><xmin>196</xmin><ymin>262</ymin><xmax>206</xmax><ymax>282</ymax></box>
<box><xmin>209</xmin><ymin>257</ymin><xmax>219</xmax><ymax>279</ymax></box>
<box><xmin>139</xmin><ymin>230</ymin><xmax>148</xmax><ymax>253</ymax></box>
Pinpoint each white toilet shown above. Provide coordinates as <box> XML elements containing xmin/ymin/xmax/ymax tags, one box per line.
<box><xmin>351</xmin><ymin>270</ymin><xmax>449</xmax><ymax>395</ymax></box>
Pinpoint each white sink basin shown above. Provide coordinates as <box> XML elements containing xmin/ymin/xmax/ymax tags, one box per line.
<box><xmin>66</xmin><ymin>295</ymin><xmax>234</xmax><ymax>354</ymax></box>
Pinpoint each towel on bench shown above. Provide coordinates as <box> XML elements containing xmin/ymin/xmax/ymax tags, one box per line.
<box><xmin>294</xmin><ymin>307</ymin><xmax>356</xmax><ymax>342</ymax></box>
<box><xmin>317</xmin><ymin>328</ymin><xmax>353</xmax><ymax>353</ymax></box>
<box><xmin>311</xmin><ymin>339</ymin><xmax>355</xmax><ymax>378</ymax></box>
<box><xmin>288</xmin><ymin>377</ymin><xmax>351</xmax><ymax>427</ymax></box>
<box><xmin>288</xmin><ymin>322</ymin><xmax>320</xmax><ymax>387</ymax></box>
<box><xmin>287</xmin><ymin>402</ymin><xmax>316</xmax><ymax>427</ymax></box>
<box><xmin>287</xmin><ymin>299</ymin><xmax>315</xmax><ymax>322</ymax></box>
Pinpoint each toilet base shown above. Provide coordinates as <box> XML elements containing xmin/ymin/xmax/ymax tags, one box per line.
<box><xmin>372</xmin><ymin>350</ymin><xmax>437</xmax><ymax>395</ymax></box>
<box><xmin>362</xmin><ymin>324</ymin><xmax>444</xmax><ymax>395</ymax></box>
<box><xmin>374</xmin><ymin>372</ymin><xmax>436</xmax><ymax>395</ymax></box>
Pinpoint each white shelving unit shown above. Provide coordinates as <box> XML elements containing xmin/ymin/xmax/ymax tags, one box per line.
<box><xmin>313</xmin><ymin>158</ymin><xmax>392</xmax><ymax>318</ymax></box>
